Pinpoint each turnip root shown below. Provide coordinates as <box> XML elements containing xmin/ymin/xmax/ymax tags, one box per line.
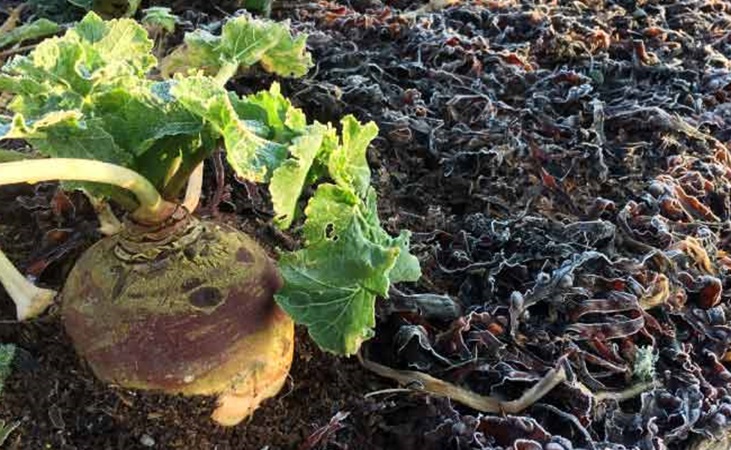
<box><xmin>61</xmin><ymin>207</ymin><xmax>293</xmax><ymax>426</ymax></box>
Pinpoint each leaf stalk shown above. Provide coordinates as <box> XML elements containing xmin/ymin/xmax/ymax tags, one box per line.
<box><xmin>213</xmin><ymin>62</ymin><xmax>240</xmax><ymax>87</ymax></box>
<box><xmin>0</xmin><ymin>158</ymin><xmax>173</xmax><ymax>223</ymax></box>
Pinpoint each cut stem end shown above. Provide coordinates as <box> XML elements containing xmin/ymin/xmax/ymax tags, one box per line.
<box><xmin>0</xmin><ymin>248</ymin><xmax>56</xmax><ymax>321</ymax></box>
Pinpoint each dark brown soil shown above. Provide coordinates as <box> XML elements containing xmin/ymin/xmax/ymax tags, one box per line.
<box><xmin>0</xmin><ymin>319</ymin><xmax>381</xmax><ymax>449</ymax></box>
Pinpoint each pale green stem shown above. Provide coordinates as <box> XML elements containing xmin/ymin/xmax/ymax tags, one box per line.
<box><xmin>213</xmin><ymin>62</ymin><xmax>240</xmax><ymax>87</ymax></box>
<box><xmin>0</xmin><ymin>158</ymin><xmax>165</xmax><ymax>221</ymax></box>
<box><xmin>0</xmin><ymin>248</ymin><xmax>56</xmax><ymax>321</ymax></box>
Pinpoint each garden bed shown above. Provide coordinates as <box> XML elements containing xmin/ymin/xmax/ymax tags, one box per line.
<box><xmin>2</xmin><ymin>0</ymin><xmax>731</xmax><ymax>448</ymax></box>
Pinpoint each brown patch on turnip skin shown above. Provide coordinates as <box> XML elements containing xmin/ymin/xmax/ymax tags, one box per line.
<box><xmin>61</xmin><ymin>218</ymin><xmax>294</xmax><ymax>425</ymax></box>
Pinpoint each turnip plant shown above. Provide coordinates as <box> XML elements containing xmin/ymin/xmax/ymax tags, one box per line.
<box><xmin>0</xmin><ymin>12</ymin><xmax>420</xmax><ymax>425</ymax></box>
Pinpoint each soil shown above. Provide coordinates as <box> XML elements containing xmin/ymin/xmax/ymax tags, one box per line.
<box><xmin>3</xmin><ymin>0</ymin><xmax>731</xmax><ymax>449</ymax></box>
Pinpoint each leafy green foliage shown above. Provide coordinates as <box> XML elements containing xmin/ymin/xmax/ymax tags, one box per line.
<box><xmin>273</xmin><ymin>118</ymin><xmax>421</xmax><ymax>355</ymax></box>
<box><xmin>0</xmin><ymin>12</ymin><xmax>200</xmax><ymax>200</ymax></box>
<box><xmin>0</xmin><ymin>12</ymin><xmax>310</xmax><ymax>202</ymax></box>
<box><xmin>0</xmin><ymin>19</ymin><xmax>62</xmax><ymax>50</ymax></box>
<box><xmin>232</xmin><ymin>82</ymin><xmax>307</xmax><ymax>141</ymax></box>
<box><xmin>278</xmin><ymin>220</ymin><xmax>400</xmax><ymax>354</ymax></box>
<box><xmin>328</xmin><ymin>116</ymin><xmax>379</xmax><ymax>197</ymax></box>
<box><xmin>0</xmin><ymin>344</ymin><xmax>16</xmax><ymax>396</ymax></box>
<box><xmin>141</xmin><ymin>7</ymin><xmax>179</xmax><ymax>34</ymax></box>
<box><xmin>160</xmin><ymin>14</ymin><xmax>312</xmax><ymax>79</ymax></box>
<box><xmin>269</xmin><ymin>125</ymin><xmax>326</xmax><ymax>228</ymax></box>
<box><xmin>171</xmin><ymin>75</ymin><xmax>288</xmax><ymax>183</ymax></box>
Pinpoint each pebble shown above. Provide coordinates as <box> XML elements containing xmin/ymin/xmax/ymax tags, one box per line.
<box><xmin>140</xmin><ymin>434</ymin><xmax>155</xmax><ymax>447</ymax></box>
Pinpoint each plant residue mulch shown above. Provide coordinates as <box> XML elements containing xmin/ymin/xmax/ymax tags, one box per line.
<box><xmin>4</xmin><ymin>0</ymin><xmax>731</xmax><ymax>449</ymax></box>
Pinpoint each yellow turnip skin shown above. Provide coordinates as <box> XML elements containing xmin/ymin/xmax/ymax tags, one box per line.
<box><xmin>61</xmin><ymin>209</ymin><xmax>294</xmax><ymax>426</ymax></box>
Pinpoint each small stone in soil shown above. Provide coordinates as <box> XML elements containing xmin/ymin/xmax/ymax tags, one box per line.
<box><xmin>140</xmin><ymin>434</ymin><xmax>155</xmax><ymax>447</ymax></box>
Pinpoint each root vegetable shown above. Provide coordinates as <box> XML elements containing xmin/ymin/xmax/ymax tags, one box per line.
<box><xmin>62</xmin><ymin>209</ymin><xmax>293</xmax><ymax>425</ymax></box>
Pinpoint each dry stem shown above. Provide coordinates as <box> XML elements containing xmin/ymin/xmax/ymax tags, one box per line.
<box><xmin>359</xmin><ymin>353</ymin><xmax>568</xmax><ymax>414</ymax></box>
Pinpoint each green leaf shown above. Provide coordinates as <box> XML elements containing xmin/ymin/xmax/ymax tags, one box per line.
<box><xmin>1</xmin><ymin>111</ymin><xmax>131</xmax><ymax>165</ymax></box>
<box><xmin>1</xmin><ymin>111</ymin><xmax>137</xmax><ymax>201</ymax></box>
<box><xmin>388</xmin><ymin>230</ymin><xmax>422</xmax><ymax>283</ymax></box>
<box><xmin>276</xmin><ymin>219</ymin><xmax>400</xmax><ymax>355</ymax></box>
<box><xmin>218</xmin><ymin>15</ymin><xmax>287</xmax><ymax>68</ymax></box>
<box><xmin>269</xmin><ymin>125</ymin><xmax>325</xmax><ymax>228</ymax></box>
<box><xmin>0</xmin><ymin>111</ymin><xmax>83</xmax><ymax>140</ymax></box>
<box><xmin>232</xmin><ymin>82</ymin><xmax>307</xmax><ymax>142</ymax></box>
<box><xmin>72</xmin><ymin>12</ymin><xmax>154</xmax><ymax>71</ymax></box>
<box><xmin>3</xmin><ymin>112</ymin><xmax>125</xmax><ymax>170</ymax></box>
<box><xmin>276</xmin><ymin>180</ymin><xmax>420</xmax><ymax>354</ymax></box>
<box><xmin>91</xmin><ymin>81</ymin><xmax>202</xmax><ymax>157</ymax></box>
<box><xmin>141</xmin><ymin>7</ymin><xmax>178</xmax><ymax>34</ymax></box>
<box><xmin>171</xmin><ymin>75</ymin><xmax>286</xmax><ymax>182</ymax></box>
<box><xmin>159</xmin><ymin>32</ymin><xmax>218</xmax><ymax>78</ymax></box>
<box><xmin>259</xmin><ymin>32</ymin><xmax>310</xmax><ymax>78</ymax></box>
<box><xmin>0</xmin><ymin>12</ymin><xmax>154</xmax><ymax>117</ymax></box>
<box><xmin>0</xmin><ymin>19</ymin><xmax>62</xmax><ymax>50</ymax></box>
<box><xmin>302</xmin><ymin>183</ymin><xmax>421</xmax><ymax>283</ymax></box>
<box><xmin>328</xmin><ymin>115</ymin><xmax>379</xmax><ymax>196</ymax></box>
<box><xmin>302</xmin><ymin>183</ymin><xmax>359</xmax><ymax>245</ymax></box>
<box><xmin>160</xmin><ymin>15</ymin><xmax>312</xmax><ymax>79</ymax></box>
<box><xmin>306</xmin><ymin>124</ymin><xmax>338</xmax><ymax>184</ymax></box>
<box><xmin>361</xmin><ymin>188</ymin><xmax>421</xmax><ymax>283</ymax></box>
